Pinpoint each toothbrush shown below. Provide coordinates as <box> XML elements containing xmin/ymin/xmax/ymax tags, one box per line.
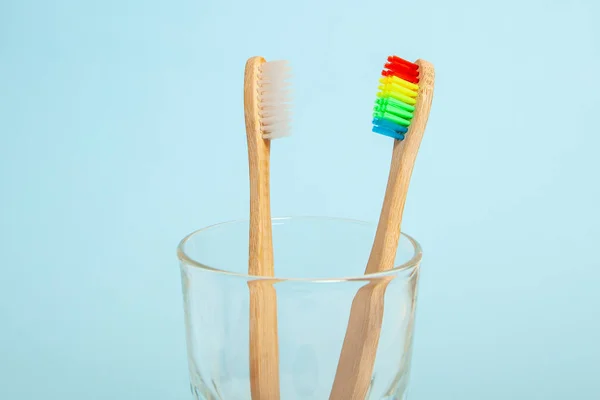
<box><xmin>330</xmin><ymin>56</ymin><xmax>434</xmax><ymax>399</ymax></box>
<box><xmin>244</xmin><ymin>56</ymin><xmax>291</xmax><ymax>400</ymax></box>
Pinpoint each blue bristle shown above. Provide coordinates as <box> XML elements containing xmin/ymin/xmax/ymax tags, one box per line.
<box><xmin>372</xmin><ymin>118</ymin><xmax>408</xmax><ymax>134</ymax></box>
<box><xmin>372</xmin><ymin>126</ymin><xmax>405</xmax><ymax>140</ymax></box>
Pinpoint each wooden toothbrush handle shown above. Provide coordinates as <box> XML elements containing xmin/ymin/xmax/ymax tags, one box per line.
<box><xmin>329</xmin><ymin>279</ymin><xmax>391</xmax><ymax>400</ymax></box>
<box><xmin>330</xmin><ymin>59</ymin><xmax>434</xmax><ymax>400</ymax></box>
<box><xmin>367</xmin><ymin>60</ymin><xmax>435</xmax><ymax>274</ymax></box>
<box><xmin>329</xmin><ymin>139</ymin><xmax>413</xmax><ymax>400</ymax></box>
<box><xmin>245</xmin><ymin>56</ymin><xmax>275</xmax><ymax>278</ymax></box>
<box><xmin>249</xmin><ymin>280</ymin><xmax>280</xmax><ymax>400</ymax></box>
<box><xmin>366</xmin><ymin>139</ymin><xmax>410</xmax><ymax>274</ymax></box>
<box><xmin>245</xmin><ymin>56</ymin><xmax>280</xmax><ymax>400</ymax></box>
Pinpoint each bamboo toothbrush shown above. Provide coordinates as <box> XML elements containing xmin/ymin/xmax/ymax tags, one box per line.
<box><xmin>244</xmin><ymin>56</ymin><xmax>292</xmax><ymax>400</ymax></box>
<box><xmin>330</xmin><ymin>56</ymin><xmax>434</xmax><ymax>400</ymax></box>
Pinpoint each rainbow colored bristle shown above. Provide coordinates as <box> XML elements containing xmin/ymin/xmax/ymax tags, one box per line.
<box><xmin>372</xmin><ymin>56</ymin><xmax>420</xmax><ymax>140</ymax></box>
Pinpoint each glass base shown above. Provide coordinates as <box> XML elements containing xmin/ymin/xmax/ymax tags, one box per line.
<box><xmin>189</xmin><ymin>382</ymin><xmax>409</xmax><ymax>399</ymax></box>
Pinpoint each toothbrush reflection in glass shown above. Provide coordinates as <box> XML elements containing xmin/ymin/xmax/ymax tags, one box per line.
<box><xmin>243</xmin><ymin>56</ymin><xmax>292</xmax><ymax>400</ymax></box>
<box><xmin>330</xmin><ymin>56</ymin><xmax>435</xmax><ymax>399</ymax></box>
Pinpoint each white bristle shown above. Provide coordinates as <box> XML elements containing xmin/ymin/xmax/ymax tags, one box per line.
<box><xmin>258</xmin><ymin>60</ymin><xmax>292</xmax><ymax>140</ymax></box>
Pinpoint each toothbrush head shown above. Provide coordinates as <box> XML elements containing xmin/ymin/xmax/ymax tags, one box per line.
<box><xmin>257</xmin><ymin>60</ymin><xmax>292</xmax><ymax>140</ymax></box>
<box><xmin>372</xmin><ymin>56</ymin><xmax>420</xmax><ymax>140</ymax></box>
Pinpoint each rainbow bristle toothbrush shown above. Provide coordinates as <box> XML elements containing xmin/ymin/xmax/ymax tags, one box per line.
<box><xmin>244</xmin><ymin>56</ymin><xmax>291</xmax><ymax>400</ymax></box>
<box><xmin>330</xmin><ymin>56</ymin><xmax>434</xmax><ymax>400</ymax></box>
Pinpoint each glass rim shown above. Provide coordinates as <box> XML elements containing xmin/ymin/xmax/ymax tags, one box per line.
<box><xmin>177</xmin><ymin>216</ymin><xmax>422</xmax><ymax>283</ymax></box>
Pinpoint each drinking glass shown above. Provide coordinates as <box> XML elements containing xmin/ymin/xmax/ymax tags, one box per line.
<box><xmin>177</xmin><ymin>216</ymin><xmax>422</xmax><ymax>399</ymax></box>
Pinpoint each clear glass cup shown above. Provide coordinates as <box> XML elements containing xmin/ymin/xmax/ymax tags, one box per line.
<box><xmin>177</xmin><ymin>217</ymin><xmax>422</xmax><ymax>400</ymax></box>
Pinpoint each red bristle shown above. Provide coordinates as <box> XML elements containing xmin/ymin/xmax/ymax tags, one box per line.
<box><xmin>385</xmin><ymin>61</ymin><xmax>419</xmax><ymax>77</ymax></box>
<box><xmin>388</xmin><ymin>55</ymin><xmax>419</xmax><ymax>71</ymax></box>
<box><xmin>380</xmin><ymin>55</ymin><xmax>421</xmax><ymax>83</ymax></box>
<box><xmin>382</xmin><ymin>67</ymin><xmax>420</xmax><ymax>84</ymax></box>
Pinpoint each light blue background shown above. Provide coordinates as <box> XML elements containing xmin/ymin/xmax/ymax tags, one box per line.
<box><xmin>2</xmin><ymin>0</ymin><xmax>599</xmax><ymax>399</ymax></box>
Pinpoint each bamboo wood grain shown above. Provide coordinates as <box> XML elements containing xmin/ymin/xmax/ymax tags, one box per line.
<box><xmin>244</xmin><ymin>56</ymin><xmax>280</xmax><ymax>400</ymax></box>
<box><xmin>329</xmin><ymin>59</ymin><xmax>434</xmax><ymax>400</ymax></box>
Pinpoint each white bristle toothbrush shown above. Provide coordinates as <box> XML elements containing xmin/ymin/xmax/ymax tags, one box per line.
<box><xmin>244</xmin><ymin>56</ymin><xmax>292</xmax><ymax>400</ymax></box>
